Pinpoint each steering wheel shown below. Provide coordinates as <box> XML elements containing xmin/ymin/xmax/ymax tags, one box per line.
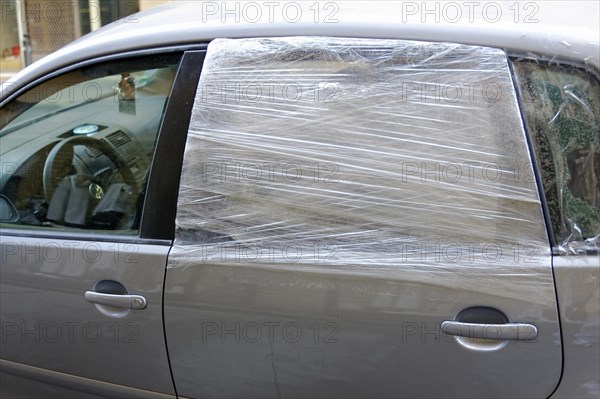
<box><xmin>43</xmin><ymin>135</ymin><xmax>139</xmax><ymax>202</ymax></box>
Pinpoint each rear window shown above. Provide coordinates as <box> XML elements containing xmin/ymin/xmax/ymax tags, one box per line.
<box><xmin>512</xmin><ymin>60</ymin><xmax>600</xmax><ymax>254</ymax></box>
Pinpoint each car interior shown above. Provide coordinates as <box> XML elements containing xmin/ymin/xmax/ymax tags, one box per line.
<box><xmin>0</xmin><ymin>54</ymin><xmax>182</xmax><ymax>233</ymax></box>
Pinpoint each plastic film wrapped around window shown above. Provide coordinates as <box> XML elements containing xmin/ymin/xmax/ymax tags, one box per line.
<box><xmin>171</xmin><ymin>37</ymin><xmax>552</xmax><ymax>293</ymax></box>
<box><xmin>513</xmin><ymin>60</ymin><xmax>600</xmax><ymax>255</ymax></box>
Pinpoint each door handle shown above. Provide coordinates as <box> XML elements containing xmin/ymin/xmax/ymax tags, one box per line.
<box><xmin>441</xmin><ymin>321</ymin><xmax>537</xmax><ymax>340</ymax></box>
<box><xmin>84</xmin><ymin>291</ymin><xmax>147</xmax><ymax>310</ymax></box>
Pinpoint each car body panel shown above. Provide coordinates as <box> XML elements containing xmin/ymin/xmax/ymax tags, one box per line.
<box><xmin>164</xmin><ymin>262</ymin><xmax>562</xmax><ymax>398</ymax></box>
<box><xmin>0</xmin><ymin>236</ymin><xmax>175</xmax><ymax>396</ymax></box>
<box><xmin>550</xmin><ymin>255</ymin><xmax>600</xmax><ymax>399</ymax></box>
<box><xmin>0</xmin><ymin>359</ymin><xmax>175</xmax><ymax>399</ymax></box>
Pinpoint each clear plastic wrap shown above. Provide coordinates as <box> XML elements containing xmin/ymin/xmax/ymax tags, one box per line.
<box><xmin>513</xmin><ymin>60</ymin><xmax>600</xmax><ymax>255</ymax></box>
<box><xmin>171</xmin><ymin>37</ymin><xmax>552</xmax><ymax>287</ymax></box>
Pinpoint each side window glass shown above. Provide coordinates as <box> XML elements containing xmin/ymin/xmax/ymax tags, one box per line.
<box><xmin>512</xmin><ymin>61</ymin><xmax>600</xmax><ymax>253</ymax></box>
<box><xmin>174</xmin><ymin>38</ymin><xmax>549</xmax><ymax>267</ymax></box>
<box><xmin>0</xmin><ymin>54</ymin><xmax>182</xmax><ymax>234</ymax></box>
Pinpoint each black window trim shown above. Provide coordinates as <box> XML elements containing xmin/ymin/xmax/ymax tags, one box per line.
<box><xmin>139</xmin><ymin>49</ymin><xmax>207</xmax><ymax>240</ymax></box>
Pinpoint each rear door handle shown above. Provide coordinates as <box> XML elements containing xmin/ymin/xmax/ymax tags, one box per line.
<box><xmin>84</xmin><ymin>291</ymin><xmax>147</xmax><ymax>310</ymax></box>
<box><xmin>441</xmin><ymin>321</ymin><xmax>537</xmax><ymax>340</ymax></box>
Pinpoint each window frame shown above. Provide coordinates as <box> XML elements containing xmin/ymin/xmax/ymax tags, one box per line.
<box><xmin>139</xmin><ymin>49</ymin><xmax>207</xmax><ymax>241</ymax></box>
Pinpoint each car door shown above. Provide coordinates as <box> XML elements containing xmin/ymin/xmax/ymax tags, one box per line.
<box><xmin>163</xmin><ymin>37</ymin><xmax>562</xmax><ymax>398</ymax></box>
<box><xmin>0</xmin><ymin>49</ymin><xmax>196</xmax><ymax>398</ymax></box>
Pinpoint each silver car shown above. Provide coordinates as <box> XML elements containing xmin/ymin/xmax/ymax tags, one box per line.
<box><xmin>1</xmin><ymin>2</ymin><xmax>598</xmax><ymax>398</ymax></box>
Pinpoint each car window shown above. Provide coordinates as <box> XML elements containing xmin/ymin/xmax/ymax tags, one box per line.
<box><xmin>512</xmin><ymin>60</ymin><xmax>600</xmax><ymax>254</ymax></box>
<box><xmin>0</xmin><ymin>54</ymin><xmax>182</xmax><ymax>234</ymax></box>
<box><xmin>172</xmin><ymin>37</ymin><xmax>548</xmax><ymax>269</ymax></box>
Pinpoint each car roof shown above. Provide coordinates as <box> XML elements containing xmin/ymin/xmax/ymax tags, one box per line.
<box><xmin>2</xmin><ymin>1</ymin><xmax>599</xmax><ymax>99</ymax></box>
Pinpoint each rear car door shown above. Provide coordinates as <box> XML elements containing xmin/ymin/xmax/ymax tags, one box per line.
<box><xmin>0</xmin><ymin>50</ymin><xmax>190</xmax><ymax>398</ymax></box>
<box><xmin>164</xmin><ymin>37</ymin><xmax>562</xmax><ymax>398</ymax></box>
